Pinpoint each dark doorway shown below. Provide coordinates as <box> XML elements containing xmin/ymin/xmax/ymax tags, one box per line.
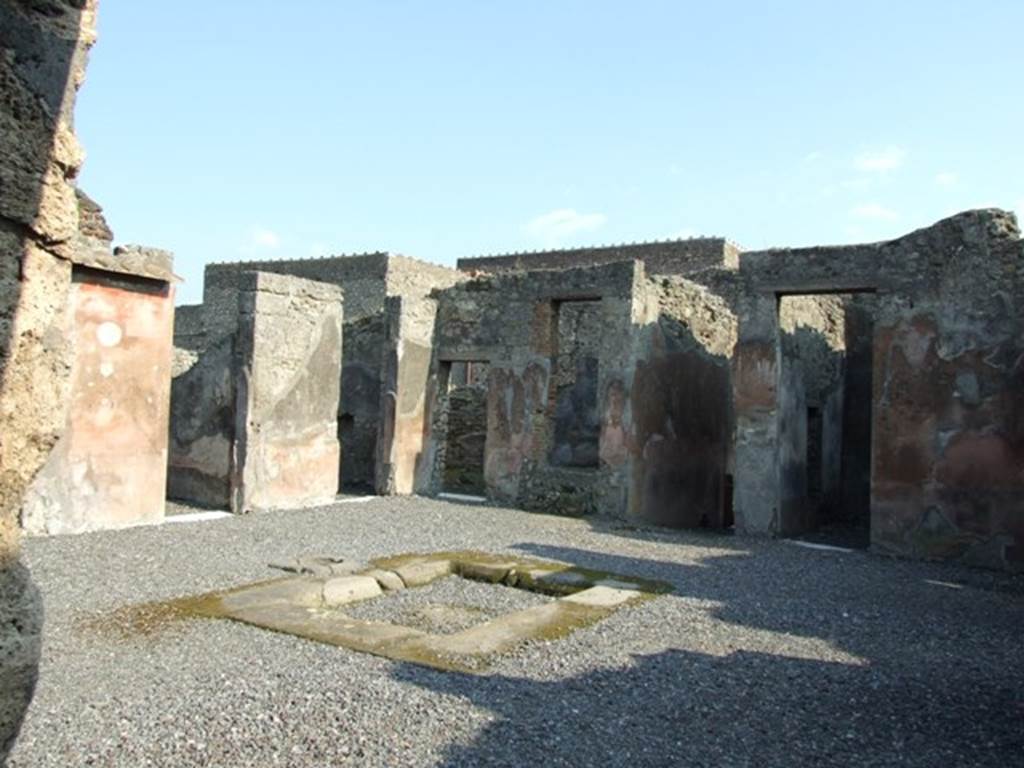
<box><xmin>777</xmin><ymin>293</ymin><xmax>873</xmax><ymax>548</ymax></box>
<box><xmin>439</xmin><ymin>361</ymin><xmax>489</xmax><ymax>495</ymax></box>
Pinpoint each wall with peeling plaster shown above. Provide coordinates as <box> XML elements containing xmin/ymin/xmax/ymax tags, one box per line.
<box><xmin>23</xmin><ymin>265</ymin><xmax>174</xmax><ymax>534</ymax></box>
<box><xmin>429</xmin><ymin>261</ymin><xmax>641</xmax><ymax>516</ymax></box>
<box><xmin>194</xmin><ymin>254</ymin><xmax>461</xmax><ymax>490</ymax></box>
<box><xmin>736</xmin><ymin>209</ymin><xmax>1024</xmax><ymax>571</ymax></box>
<box><xmin>375</xmin><ymin>295</ymin><xmax>437</xmax><ymax>495</ymax></box>
<box><xmin>232</xmin><ymin>272</ymin><xmax>343</xmax><ymax>512</ymax></box>
<box><xmin>627</xmin><ymin>277</ymin><xmax>738</xmax><ymax>528</ymax></box>
<box><xmin>167</xmin><ymin>286</ymin><xmax>238</xmax><ymax>508</ymax></box>
<box><xmin>169</xmin><ymin>270</ymin><xmax>343</xmax><ymax>512</ymax></box>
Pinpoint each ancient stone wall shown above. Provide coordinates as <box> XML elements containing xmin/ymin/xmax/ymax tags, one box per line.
<box><xmin>0</xmin><ymin>1</ymin><xmax>97</xmax><ymax>757</ymax></box>
<box><xmin>206</xmin><ymin>253</ymin><xmax>388</xmax><ymax>320</ymax></box>
<box><xmin>459</xmin><ymin>237</ymin><xmax>741</xmax><ymax>277</ymax></box>
<box><xmin>22</xmin><ymin>258</ymin><xmax>175</xmax><ymax>535</ymax></box>
<box><xmin>168</xmin><ymin>268</ymin><xmax>249</xmax><ymax>508</ymax></box>
<box><xmin>779</xmin><ymin>296</ymin><xmax>846</xmax><ymax>406</ymax></box>
<box><xmin>777</xmin><ymin>346</ymin><xmax>810</xmax><ymax>536</ymax></box>
<box><xmin>442</xmin><ymin>384</ymin><xmax>488</xmax><ymax>493</ymax></box>
<box><xmin>232</xmin><ymin>272</ymin><xmax>343</xmax><ymax>512</ymax></box>
<box><xmin>549</xmin><ymin>300</ymin><xmax>602</xmax><ymax>468</ymax></box>
<box><xmin>628</xmin><ymin>276</ymin><xmax>738</xmax><ymax>528</ymax></box>
<box><xmin>203</xmin><ymin>257</ymin><xmax>384</xmax><ymax>489</ymax></box>
<box><xmin>428</xmin><ymin>361</ymin><xmax>489</xmax><ymax>494</ymax></box>
<box><xmin>838</xmin><ymin>295</ymin><xmax>875</xmax><ymax>526</ymax></box>
<box><xmin>16</xmin><ymin>187</ymin><xmax>176</xmax><ymax>535</ymax></box>
<box><xmin>375</xmin><ymin>295</ymin><xmax>437</xmax><ymax>494</ymax></box>
<box><xmin>430</xmin><ymin>261</ymin><xmax>641</xmax><ymax>515</ymax></box>
<box><xmin>734</xmin><ymin>209</ymin><xmax>1024</xmax><ymax>571</ymax></box>
<box><xmin>200</xmin><ymin>254</ymin><xmax>461</xmax><ymax>490</ymax></box>
<box><xmin>385</xmin><ymin>253</ymin><xmax>464</xmax><ymax>297</ymax></box>
<box><xmin>167</xmin><ymin>317</ymin><xmax>236</xmax><ymax>508</ymax></box>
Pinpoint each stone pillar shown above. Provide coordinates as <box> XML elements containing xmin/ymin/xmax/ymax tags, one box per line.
<box><xmin>375</xmin><ymin>295</ymin><xmax>437</xmax><ymax>495</ymax></box>
<box><xmin>231</xmin><ymin>272</ymin><xmax>343</xmax><ymax>513</ymax></box>
<box><xmin>0</xmin><ymin>1</ymin><xmax>98</xmax><ymax>758</ymax></box>
<box><xmin>732</xmin><ymin>293</ymin><xmax>781</xmax><ymax>534</ymax></box>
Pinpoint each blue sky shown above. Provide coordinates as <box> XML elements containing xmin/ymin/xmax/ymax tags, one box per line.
<box><xmin>75</xmin><ymin>1</ymin><xmax>1024</xmax><ymax>304</ymax></box>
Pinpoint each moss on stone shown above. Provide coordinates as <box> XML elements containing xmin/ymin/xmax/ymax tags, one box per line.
<box><xmin>80</xmin><ymin>550</ymin><xmax>671</xmax><ymax>674</ymax></box>
<box><xmin>369</xmin><ymin>550</ymin><xmax>673</xmax><ymax>596</ymax></box>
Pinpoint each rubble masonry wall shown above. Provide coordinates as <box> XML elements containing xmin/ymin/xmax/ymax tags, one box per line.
<box><xmin>0</xmin><ymin>0</ymin><xmax>97</xmax><ymax>757</ymax></box>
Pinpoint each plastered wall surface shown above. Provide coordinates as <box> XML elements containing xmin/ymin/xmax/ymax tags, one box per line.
<box><xmin>167</xmin><ymin>331</ymin><xmax>237</xmax><ymax>507</ymax></box>
<box><xmin>430</xmin><ymin>261</ymin><xmax>642</xmax><ymax>517</ymax></box>
<box><xmin>375</xmin><ymin>295</ymin><xmax>438</xmax><ymax>495</ymax></box>
<box><xmin>232</xmin><ymin>272</ymin><xmax>343</xmax><ymax>512</ymax></box>
<box><xmin>193</xmin><ymin>254</ymin><xmax>461</xmax><ymax>490</ymax></box>
<box><xmin>172</xmin><ymin>213</ymin><xmax>1023</xmax><ymax>571</ymax></box>
<box><xmin>169</xmin><ymin>271</ymin><xmax>344</xmax><ymax>512</ymax></box>
<box><xmin>23</xmin><ymin>267</ymin><xmax>174</xmax><ymax>535</ymax></box>
<box><xmin>734</xmin><ymin>210</ymin><xmax>1024</xmax><ymax>571</ymax></box>
<box><xmin>628</xmin><ymin>277</ymin><xmax>738</xmax><ymax>528</ymax></box>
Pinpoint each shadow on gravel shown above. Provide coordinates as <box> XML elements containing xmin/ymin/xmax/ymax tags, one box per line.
<box><xmin>390</xmin><ymin>542</ymin><xmax>1024</xmax><ymax>767</ymax></box>
<box><xmin>392</xmin><ymin>647</ymin><xmax>1021</xmax><ymax>768</ymax></box>
<box><xmin>511</xmin><ymin>542</ymin><xmax>1024</xmax><ymax>653</ymax></box>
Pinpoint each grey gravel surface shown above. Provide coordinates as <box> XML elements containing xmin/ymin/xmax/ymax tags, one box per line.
<box><xmin>9</xmin><ymin>496</ymin><xmax>1024</xmax><ymax>767</ymax></box>
<box><xmin>345</xmin><ymin>575</ymin><xmax>552</xmax><ymax>635</ymax></box>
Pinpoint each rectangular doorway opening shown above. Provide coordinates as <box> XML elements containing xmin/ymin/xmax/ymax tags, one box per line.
<box><xmin>777</xmin><ymin>292</ymin><xmax>874</xmax><ymax>548</ymax></box>
<box><xmin>438</xmin><ymin>360</ymin><xmax>489</xmax><ymax>495</ymax></box>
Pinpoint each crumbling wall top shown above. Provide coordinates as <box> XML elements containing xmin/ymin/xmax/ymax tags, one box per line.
<box><xmin>74</xmin><ymin>189</ymin><xmax>113</xmax><ymax>242</ymax></box>
<box><xmin>73</xmin><ymin>243</ymin><xmax>177</xmax><ymax>283</ymax></box>
<box><xmin>457</xmin><ymin>236</ymin><xmax>743</xmax><ymax>276</ymax></box>
<box><xmin>235</xmin><ymin>269</ymin><xmax>346</xmax><ymax>304</ymax></box>
<box><xmin>385</xmin><ymin>253</ymin><xmax>464</xmax><ymax>297</ymax></box>
<box><xmin>738</xmin><ymin>208</ymin><xmax>1021</xmax><ymax>295</ymax></box>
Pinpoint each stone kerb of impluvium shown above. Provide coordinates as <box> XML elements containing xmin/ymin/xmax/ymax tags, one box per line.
<box><xmin>129</xmin><ymin>551</ymin><xmax>672</xmax><ymax>673</ymax></box>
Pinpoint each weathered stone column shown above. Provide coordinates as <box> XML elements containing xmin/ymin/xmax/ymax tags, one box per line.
<box><xmin>0</xmin><ymin>1</ymin><xmax>97</xmax><ymax>759</ymax></box>
<box><xmin>231</xmin><ymin>272</ymin><xmax>343</xmax><ymax>513</ymax></box>
<box><xmin>732</xmin><ymin>292</ymin><xmax>781</xmax><ymax>534</ymax></box>
<box><xmin>375</xmin><ymin>295</ymin><xmax>438</xmax><ymax>495</ymax></box>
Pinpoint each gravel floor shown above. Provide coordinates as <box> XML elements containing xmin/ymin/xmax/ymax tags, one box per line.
<box><xmin>345</xmin><ymin>575</ymin><xmax>552</xmax><ymax>635</ymax></box>
<box><xmin>9</xmin><ymin>496</ymin><xmax>1024</xmax><ymax>767</ymax></box>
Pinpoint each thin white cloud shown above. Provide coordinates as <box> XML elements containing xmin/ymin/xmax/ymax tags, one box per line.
<box><xmin>802</xmin><ymin>150</ymin><xmax>824</xmax><ymax>164</ymax></box>
<box><xmin>523</xmin><ymin>208</ymin><xmax>606</xmax><ymax>246</ymax></box>
<box><xmin>850</xmin><ymin>203</ymin><xmax>899</xmax><ymax>222</ymax></box>
<box><xmin>854</xmin><ymin>146</ymin><xmax>906</xmax><ymax>173</ymax></box>
<box><xmin>249</xmin><ymin>227</ymin><xmax>280</xmax><ymax>249</ymax></box>
<box><xmin>935</xmin><ymin>171</ymin><xmax>957</xmax><ymax>188</ymax></box>
<box><xmin>237</xmin><ymin>227</ymin><xmax>283</xmax><ymax>257</ymax></box>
